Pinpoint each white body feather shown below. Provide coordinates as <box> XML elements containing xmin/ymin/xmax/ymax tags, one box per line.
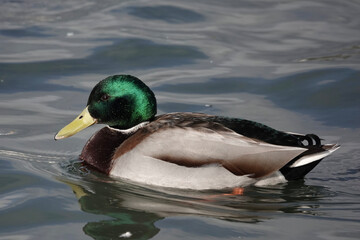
<box><xmin>110</xmin><ymin>127</ymin><xmax>306</xmax><ymax>189</ymax></box>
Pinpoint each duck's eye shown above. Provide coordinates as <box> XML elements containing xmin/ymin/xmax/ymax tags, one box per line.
<box><xmin>100</xmin><ymin>94</ymin><xmax>110</xmax><ymax>102</ymax></box>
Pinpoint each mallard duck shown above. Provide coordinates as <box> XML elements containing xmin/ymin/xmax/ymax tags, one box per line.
<box><xmin>55</xmin><ymin>75</ymin><xmax>339</xmax><ymax>190</ymax></box>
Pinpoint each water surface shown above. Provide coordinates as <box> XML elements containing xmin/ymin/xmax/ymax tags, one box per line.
<box><xmin>0</xmin><ymin>0</ymin><xmax>359</xmax><ymax>239</ymax></box>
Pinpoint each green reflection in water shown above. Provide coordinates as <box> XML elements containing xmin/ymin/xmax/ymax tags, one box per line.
<box><xmin>65</xmin><ymin>180</ymin><xmax>161</xmax><ymax>240</ymax></box>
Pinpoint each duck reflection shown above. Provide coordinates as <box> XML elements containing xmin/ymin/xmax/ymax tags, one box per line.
<box><xmin>65</xmin><ymin>180</ymin><xmax>161</xmax><ymax>240</ymax></box>
<box><xmin>60</xmin><ymin>164</ymin><xmax>332</xmax><ymax>240</ymax></box>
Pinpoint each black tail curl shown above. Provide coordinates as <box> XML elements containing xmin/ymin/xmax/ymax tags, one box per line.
<box><xmin>292</xmin><ymin>133</ymin><xmax>322</xmax><ymax>147</ymax></box>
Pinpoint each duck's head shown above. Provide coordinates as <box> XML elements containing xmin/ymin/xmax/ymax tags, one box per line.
<box><xmin>55</xmin><ymin>75</ymin><xmax>156</xmax><ymax>140</ymax></box>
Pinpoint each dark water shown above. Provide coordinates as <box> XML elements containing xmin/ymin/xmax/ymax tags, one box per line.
<box><xmin>1</xmin><ymin>0</ymin><xmax>359</xmax><ymax>239</ymax></box>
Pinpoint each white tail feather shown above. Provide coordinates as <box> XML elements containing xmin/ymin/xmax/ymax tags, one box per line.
<box><xmin>290</xmin><ymin>144</ymin><xmax>340</xmax><ymax>168</ymax></box>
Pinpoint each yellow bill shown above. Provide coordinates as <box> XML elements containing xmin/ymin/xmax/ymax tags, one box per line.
<box><xmin>54</xmin><ymin>106</ymin><xmax>97</xmax><ymax>140</ymax></box>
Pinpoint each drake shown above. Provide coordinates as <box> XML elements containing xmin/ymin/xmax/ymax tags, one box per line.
<box><xmin>55</xmin><ymin>75</ymin><xmax>339</xmax><ymax>190</ymax></box>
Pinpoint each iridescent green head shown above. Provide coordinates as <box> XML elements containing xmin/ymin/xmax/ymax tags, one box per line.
<box><xmin>87</xmin><ymin>75</ymin><xmax>157</xmax><ymax>129</ymax></box>
<box><xmin>54</xmin><ymin>75</ymin><xmax>156</xmax><ymax>140</ymax></box>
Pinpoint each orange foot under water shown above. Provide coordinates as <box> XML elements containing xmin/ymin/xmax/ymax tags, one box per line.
<box><xmin>204</xmin><ymin>187</ymin><xmax>245</xmax><ymax>201</ymax></box>
<box><xmin>223</xmin><ymin>187</ymin><xmax>245</xmax><ymax>196</ymax></box>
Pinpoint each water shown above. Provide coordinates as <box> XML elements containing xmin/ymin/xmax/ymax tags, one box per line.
<box><xmin>0</xmin><ymin>0</ymin><xmax>359</xmax><ymax>239</ymax></box>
